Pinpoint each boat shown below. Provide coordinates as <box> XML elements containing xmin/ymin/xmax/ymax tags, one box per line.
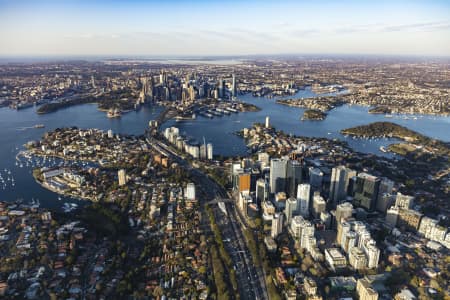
<box><xmin>34</xmin><ymin>124</ymin><xmax>45</xmax><ymax>128</ymax></box>
<box><xmin>107</xmin><ymin>108</ymin><xmax>121</xmax><ymax>118</ymax></box>
<box><xmin>379</xmin><ymin>146</ymin><xmax>387</xmax><ymax>153</ymax></box>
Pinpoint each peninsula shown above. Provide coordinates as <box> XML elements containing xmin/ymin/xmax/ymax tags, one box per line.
<box><xmin>341</xmin><ymin>122</ymin><xmax>450</xmax><ymax>157</ymax></box>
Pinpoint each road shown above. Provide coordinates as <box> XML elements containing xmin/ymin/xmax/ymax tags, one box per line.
<box><xmin>146</xmin><ymin>136</ymin><xmax>268</xmax><ymax>300</ymax></box>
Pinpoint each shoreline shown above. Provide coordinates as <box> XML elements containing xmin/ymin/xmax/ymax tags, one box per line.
<box><xmin>32</xmin><ymin>171</ymin><xmax>95</xmax><ymax>202</ymax></box>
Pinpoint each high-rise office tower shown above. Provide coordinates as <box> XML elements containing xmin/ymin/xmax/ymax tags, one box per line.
<box><xmin>238</xmin><ymin>173</ymin><xmax>251</xmax><ymax>192</ymax></box>
<box><xmin>285</xmin><ymin>197</ymin><xmax>298</xmax><ymax>225</ymax></box>
<box><xmin>300</xmin><ymin>220</ymin><xmax>315</xmax><ymax>249</ymax></box>
<box><xmin>231</xmin><ymin>73</ymin><xmax>237</xmax><ymax>97</ymax></box>
<box><xmin>270</xmin><ymin>158</ymin><xmax>287</xmax><ymax>194</ymax></box>
<box><xmin>353</xmin><ymin>173</ymin><xmax>381</xmax><ymax>211</ymax></box>
<box><xmin>286</xmin><ymin>160</ymin><xmax>303</xmax><ymax>197</ymax></box>
<box><xmin>312</xmin><ymin>192</ymin><xmax>326</xmax><ymax>219</ymax></box>
<box><xmin>337</xmin><ymin>221</ymin><xmax>351</xmax><ymax>246</ymax></box>
<box><xmin>218</xmin><ymin>78</ymin><xmax>225</xmax><ymax>98</ymax></box>
<box><xmin>329</xmin><ymin>166</ymin><xmax>356</xmax><ymax>205</ymax></box>
<box><xmin>297</xmin><ymin>183</ymin><xmax>311</xmax><ymax>217</ymax></box>
<box><xmin>376</xmin><ymin>193</ymin><xmax>395</xmax><ymax>213</ymax></box>
<box><xmin>335</xmin><ymin>202</ymin><xmax>353</xmax><ymax>224</ymax></box>
<box><xmin>309</xmin><ymin>167</ymin><xmax>324</xmax><ymax>191</ymax></box>
<box><xmin>290</xmin><ymin>215</ymin><xmax>303</xmax><ymax>239</ymax></box>
<box><xmin>207</xmin><ymin>143</ymin><xmax>213</xmax><ymax>160</ymax></box>
<box><xmin>199</xmin><ymin>144</ymin><xmax>207</xmax><ymax>160</ymax></box>
<box><xmin>377</xmin><ymin>178</ymin><xmax>394</xmax><ymax>204</ymax></box>
<box><xmin>256</xmin><ymin>178</ymin><xmax>269</xmax><ymax>206</ymax></box>
<box><xmin>271</xmin><ymin>213</ymin><xmax>283</xmax><ymax>238</ymax></box>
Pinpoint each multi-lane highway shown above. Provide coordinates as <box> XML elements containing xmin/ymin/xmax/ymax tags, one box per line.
<box><xmin>146</xmin><ymin>135</ymin><xmax>268</xmax><ymax>299</ymax></box>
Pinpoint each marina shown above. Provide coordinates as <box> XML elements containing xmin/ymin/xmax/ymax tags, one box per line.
<box><xmin>0</xmin><ymin>88</ymin><xmax>449</xmax><ymax>209</ymax></box>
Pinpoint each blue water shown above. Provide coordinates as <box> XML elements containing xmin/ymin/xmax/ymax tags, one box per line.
<box><xmin>0</xmin><ymin>88</ymin><xmax>449</xmax><ymax>208</ymax></box>
<box><xmin>162</xmin><ymin>88</ymin><xmax>450</xmax><ymax>157</ymax></box>
<box><xmin>0</xmin><ymin>104</ymin><xmax>163</xmax><ymax>209</ymax></box>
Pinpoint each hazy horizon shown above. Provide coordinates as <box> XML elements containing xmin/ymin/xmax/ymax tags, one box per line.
<box><xmin>1</xmin><ymin>0</ymin><xmax>449</xmax><ymax>57</ymax></box>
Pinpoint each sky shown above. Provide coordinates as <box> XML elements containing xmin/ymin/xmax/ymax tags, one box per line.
<box><xmin>0</xmin><ymin>0</ymin><xmax>449</xmax><ymax>57</ymax></box>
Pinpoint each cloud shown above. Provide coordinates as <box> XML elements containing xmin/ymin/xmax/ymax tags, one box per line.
<box><xmin>381</xmin><ymin>21</ymin><xmax>450</xmax><ymax>32</ymax></box>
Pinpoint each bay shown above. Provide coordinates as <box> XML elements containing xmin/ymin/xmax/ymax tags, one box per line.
<box><xmin>0</xmin><ymin>87</ymin><xmax>449</xmax><ymax>209</ymax></box>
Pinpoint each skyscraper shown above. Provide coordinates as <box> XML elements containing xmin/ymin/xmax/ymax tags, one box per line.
<box><xmin>270</xmin><ymin>158</ymin><xmax>287</xmax><ymax>194</ymax></box>
<box><xmin>297</xmin><ymin>183</ymin><xmax>311</xmax><ymax>217</ymax></box>
<box><xmin>377</xmin><ymin>178</ymin><xmax>394</xmax><ymax>206</ymax></box>
<box><xmin>353</xmin><ymin>173</ymin><xmax>381</xmax><ymax>211</ymax></box>
<box><xmin>271</xmin><ymin>213</ymin><xmax>283</xmax><ymax>238</ymax></box>
<box><xmin>285</xmin><ymin>197</ymin><xmax>298</xmax><ymax>225</ymax></box>
<box><xmin>312</xmin><ymin>192</ymin><xmax>326</xmax><ymax>219</ymax></box>
<box><xmin>186</xmin><ymin>183</ymin><xmax>196</xmax><ymax>200</ymax></box>
<box><xmin>207</xmin><ymin>143</ymin><xmax>213</xmax><ymax>160</ymax></box>
<box><xmin>286</xmin><ymin>160</ymin><xmax>303</xmax><ymax>197</ymax></box>
<box><xmin>238</xmin><ymin>173</ymin><xmax>251</xmax><ymax>192</ymax></box>
<box><xmin>335</xmin><ymin>202</ymin><xmax>353</xmax><ymax>224</ymax></box>
<box><xmin>256</xmin><ymin>178</ymin><xmax>269</xmax><ymax>206</ymax></box>
<box><xmin>231</xmin><ymin>73</ymin><xmax>237</xmax><ymax>97</ymax></box>
<box><xmin>337</xmin><ymin>221</ymin><xmax>351</xmax><ymax>246</ymax></box>
<box><xmin>309</xmin><ymin>167</ymin><xmax>324</xmax><ymax>191</ymax></box>
<box><xmin>329</xmin><ymin>166</ymin><xmax>356</xmax><ymax>205</ymax></box>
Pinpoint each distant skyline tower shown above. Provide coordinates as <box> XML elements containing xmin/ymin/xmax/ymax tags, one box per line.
<box><xmin>231</xmin><ymin>73</ymin><xmax>237</xmax><ymax>97</ymax></box>
<box><xmin>218</xmin><ymin>78</ymin><xmax>225</xmax><ymax>98</ymax></box>
<box><xmin>90</xmin><ymin>75</ymin><xmax>96</xmax><ymax>89</ymax></box>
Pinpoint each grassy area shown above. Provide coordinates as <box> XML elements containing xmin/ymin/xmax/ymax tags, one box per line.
<box><xmin>205</xmin><ymin>205</ymin><xmax>239</xmax><ymax>298</ymax></box>
<box><xmin>78</xmin><ymin>203</ymin><xmax>129</xmax><ymax>237</ymax></box>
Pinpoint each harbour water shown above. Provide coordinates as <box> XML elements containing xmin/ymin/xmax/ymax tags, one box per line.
<box><xmin>0</xmin><ymin>104</ymin><xmax>163</xmax><ymax>209</ymax></box>
<box><xmin>0</xmin><ymin>88</ymin><xmax>449</xmax><ymax>208</ymax></box>
<box><xmin>163</xmin><ymin>88</ymin><xmax>450</xmax><ymax>157</ymax></box>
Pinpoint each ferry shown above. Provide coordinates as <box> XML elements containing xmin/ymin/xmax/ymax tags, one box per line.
<box><xmin>34</xmin><ymin>124</ymin><xmax>45</xmax><ymax>128</ymax></box>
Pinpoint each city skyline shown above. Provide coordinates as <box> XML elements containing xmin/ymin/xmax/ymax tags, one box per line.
<box><xmin>1</xmin><ymin>0</ymin><xmax>450</xmax><ymax>57</ymax></box>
